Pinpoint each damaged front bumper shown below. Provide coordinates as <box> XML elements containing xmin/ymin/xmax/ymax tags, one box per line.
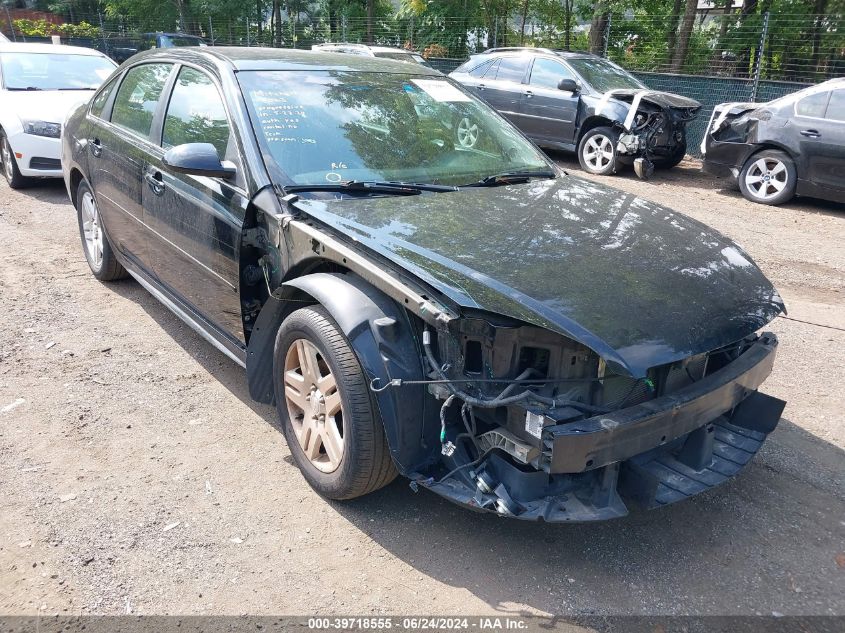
<box><xmin>415</xmin><ymin>333</ymin><xmax>783</xmax><ymax>522</ymax></box>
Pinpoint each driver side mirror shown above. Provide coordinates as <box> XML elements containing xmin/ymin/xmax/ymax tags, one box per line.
<box><xmin>557</xmin><ymin>78</ymin><xmax>579</xmax><ymax>93</ymax></box>
<box><xmin>163</xmin><ymin>142</ymin><xmax>236</xmax><ymax>179</ymax></box>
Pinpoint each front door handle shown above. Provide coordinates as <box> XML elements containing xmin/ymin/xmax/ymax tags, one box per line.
<box><xmin>88</xmin><ymin>138</ymin><xmax>102</xmax><ymax>158</ymax></box>
<box><xmin>800</xmin><ymin>129</ymin><xmax>820</xmax><ymax>138</ymax></box>
<box><xmin>477</xmin><ymin>83</ymin><xmax>486</xmax><ymax>91</ymax></box>
<box><xmin>144</xmin><ymin>170</ymin><xmax>165</xmax><ymax>196</ymax></box>
<box><xmin>524</xmin><ymin>90</ymin><xmax>534</xmax><ymax>98</ymax></box>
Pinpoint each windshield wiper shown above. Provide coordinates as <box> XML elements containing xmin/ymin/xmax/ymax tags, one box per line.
<box><xmin>57</xmin><ymin>87</ymin><xmax>97</xmax><ymax>91</ymax></box>
<box><xmin>7</xmin><ymin>86</ymin><xmax>43</xmax><ymax>91</ymax></box>
<box><xmin>462</xmin><ymin>170</ymin><xmax>557</xmax><ymax>187</ymax></box>
<box><xmin>284</xmin><ymin>180</ymin><xmax>456</xmax><ymax>196</ymax></box>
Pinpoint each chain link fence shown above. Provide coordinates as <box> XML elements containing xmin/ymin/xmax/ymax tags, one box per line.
<box><xmin>2</xmin><ymin>7</ymin><xmax>841</xmax><ymax>157</ymax></box>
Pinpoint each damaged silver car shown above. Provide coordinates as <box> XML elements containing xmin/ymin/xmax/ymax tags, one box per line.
<box><xmin>450</xmin><ymin>48</ymin><xmax>701</xmax><ymax>178</ymax></box>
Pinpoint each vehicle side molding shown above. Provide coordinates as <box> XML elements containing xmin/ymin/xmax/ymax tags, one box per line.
<box><xmin>246</xmin><ymin>272</ymin><xmax>437</xmax><ymax>473</ymax></box>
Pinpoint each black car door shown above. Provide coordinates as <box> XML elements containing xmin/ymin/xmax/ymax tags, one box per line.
<box><xmin>519</xmin><ymin>56</ymin><xmax>580</xmax><ymax>147</ymax></box>
<box><xmin>794</xmin><ymin>88</ymin><xmax>845</xmax><ymax>199</ymax></box>
<box><xmin>143</xmin><ymin>64</ymin><xmax>248</xmax><ymax>344</ymax></box>
<box><xmin>89</xmin><ymin>62</ymin><xmax>174</xmax><ymax>271</ymax></box>
<box><xmin>478</xmin><ymin>56</ymin><xmax>530</xmax><ymax>125</ymax></box>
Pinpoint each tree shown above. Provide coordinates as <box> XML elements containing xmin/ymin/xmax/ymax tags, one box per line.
<box><xmin>669</xmin><ymin>0</ymin><xmax>697</xmax><ymax>71</ymax></box>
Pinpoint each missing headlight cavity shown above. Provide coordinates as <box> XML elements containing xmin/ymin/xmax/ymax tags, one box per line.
<box><xmin>464</xmin><ymin>339</ymin><xmax>483</xmax><ymax>374</ymax></box>
<box><xmin>517</xmin><ymin>346</ymin><xmax>550</xmax><ymax>377</ymax></box>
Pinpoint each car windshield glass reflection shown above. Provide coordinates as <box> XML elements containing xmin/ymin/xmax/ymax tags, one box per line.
<box><xmin>567</xmin><ymin>58</ymin><xmax>645</xmax><ymax>93</ymax></box>
<box><xmin>0</xmin><ymin>53</ymin><xmax>115</xmax><ymax>91</ymax></box>
<box><xmin>237</xmin><ymin>71</ymin><xmax>551</xmax><ymax>189</ymax></box>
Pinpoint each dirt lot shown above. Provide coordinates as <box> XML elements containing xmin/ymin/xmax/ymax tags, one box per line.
<box><xmin>0</xmin><ymin>158</ymin><xmax>843</xmax><ymax>617</ymax></box>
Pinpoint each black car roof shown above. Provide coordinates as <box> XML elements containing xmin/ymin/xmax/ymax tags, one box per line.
<box><xmin>131</xmin><ymin>46</ymin><xmax>441</xmax><ymax>75</ymax></box>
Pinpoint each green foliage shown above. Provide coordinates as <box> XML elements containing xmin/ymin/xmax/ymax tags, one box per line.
<box><xmin>13</xmin><ymin>18</ymin><xmax>101</xmax><ymax>39</ymax></box>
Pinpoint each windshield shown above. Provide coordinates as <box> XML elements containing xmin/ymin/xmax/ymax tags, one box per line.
<box><xmin>161</xmin><ymin>35</ymin><xmax>207</xmax><ymax>47</ymax></box>
<box><xmin>238</xmin><ymin>70</ymin><xmax>551</xmax><ymax>189</ymax></box>
<box><xmin>567</xmin><ymin>58</ymin><xmax>645</xmax><ymax>93</ymax></box>
<box><xmin>0</xmin><ymin>52</ymin><xmax>115</xmax><ymax>91</ymax></box>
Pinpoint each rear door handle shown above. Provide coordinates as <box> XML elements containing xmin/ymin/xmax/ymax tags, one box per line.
<box><xmin>477</xmin><ymin>83</ymin><xmax>486</xmax><ymax>91</ymax></box>
<box><xmin>524</xmin><ymin>90</ymin><xmax>533</xmax><ymax>98</ymax></box>
<box><xmin>800</xmin><ymin>129</ymin><xmax>820</xmax><ymax>138</ymax></box>
<box><xmin>144</xmin><ymin>170</ymin><xmax>165</xmax><ymax>196</ymax></box>
<box><xmin>88</xmin><ymin>138</ymin><xmax>102</xmax><ymax>158</ymax></box>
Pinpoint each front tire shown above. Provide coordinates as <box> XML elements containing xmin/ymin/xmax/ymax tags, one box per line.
<box><xmin>0</xmin><ymin>130</ymin><xmax>29</xmax><ymax>189</ymax></box>
<box><xmin>578</xmin><ymin>126</ymin><xmax>619</xmax><ymax>175</ymax></box>
<box><xmin>75</xmin><ymin>180</ymin><xmax>128</xmax><ymax>281</ymax></box>
<box><xmin>653</xmin><ymin>139</ymin><xmax>687</xmax><ymax>169</ymax></box>
<box><xmin>738</xmin><ymin>149</ymin><xmax>797</xmax><ymax>206</ymax></box>
<box><xmin>273</xmin><ymin>306</ymin><xmax>397</xmax><ymax>500</ymax></box>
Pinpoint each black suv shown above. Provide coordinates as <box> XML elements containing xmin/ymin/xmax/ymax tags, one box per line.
<box><xmin>62</xmin><ymin>48</ymin><xmax>784</xmax><ymax>522</ymax></box>
<box><xmin>450</xmin><ymin>48</ymin><xmax>700</xmax><ymax>178</ymax></box>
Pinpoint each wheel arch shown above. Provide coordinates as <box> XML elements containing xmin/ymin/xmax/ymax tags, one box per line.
<box><xmin>246</xmin><ymin>271</ymin><xmax>437</xmax><ymax>474</ymax></box>
<box><xmin>68</xmin><ymin>167</ymin><xmax>85</xmax><ymax>207</ymax></box>
<box><xmin>576</xmin><ymin>115</ymin><xmax>617</xmax><ymax>145</ymax></box>
<box><xmin>741</xmin><ymin>142</ymin><xmax>800</xmax><ymax>172</ymax></box>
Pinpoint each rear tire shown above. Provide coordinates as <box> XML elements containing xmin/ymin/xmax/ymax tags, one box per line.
<box><xmin>738</xmin><ymin>149</ymin><xmax>796</xmax><ymax>206</ymax></box>
<box><xmin>75</xmin><ymin>180</ymin><xmax>128</xmax><ymax>281</ymax></box>
<box><xmin>0</xmin><ymin>130</ymin><xmax>29</xmax><ymax>189</ymax></box>
<box><xmin>273</xmin><ymin>306</ymin><xmax>397</xmax><ymax>500</ymax></box>
<box><xmin>577</xmin><ymin>126</ymin><xmax>619</xmax><ymax>175</ymax></box>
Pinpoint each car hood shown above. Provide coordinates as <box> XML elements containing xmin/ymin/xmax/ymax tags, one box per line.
<box><xmin>1</xmin><ymin>90</ymin><xmax>94</xmax><ymax>124</ymax></box>
<box><xmin>292</xmin><ymin>176</ymin><xmax>783</xmax><ymax>377</ymax></box>
<box><xmin>605</xmin><ymin>89</ymin><xmax>701</xmax><ymax>110</ymax></box>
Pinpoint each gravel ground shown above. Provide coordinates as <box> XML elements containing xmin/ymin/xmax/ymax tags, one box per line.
<box><xmin>0</xmin><ymin>158</ymin><xmax>843</xmax><ymax>617</ymax></box>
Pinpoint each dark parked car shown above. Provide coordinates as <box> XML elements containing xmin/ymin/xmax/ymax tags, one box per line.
<box><xmin>109</xmin><ymin>32</ymin><xmax>207</xmax><ymax>64</ymax></box>
<box><xmin>450</xmin><ymin>48</ymin><xmax>701</xmax><ymax>178</ymax></box>
<box><xmin>62</xmin><ymin>48</ymin><xmax>785</xmax><ymax>521</ymax></box>
<box><xmin>702</xmin><ymin>78</ymin><xmax>845</xmax><ymax>205</ymax></box>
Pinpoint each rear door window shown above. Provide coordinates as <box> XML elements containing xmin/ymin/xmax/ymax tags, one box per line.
<box><xmin>825</xmin><ymin>89</ymin><xmax>844</xmax><ymax>122</ymax></box>
<box><xmin>111</xmin><ymin>63</ymin><xmax>173</xmax><ymax>138</ymax></box>
<box><xmin>494</xmin><ymin>57</ymin><xmax>529</xmax><ymax>83</ymax></box>
<box><xmin>795</xmin><ymin>91</ymin><xmax>830</xmax><ymax>118</ymax></box>
<box><xmin>90</xmin><ymin>75</ymin><xmax>119</xmax><ymax>118</ymax></box>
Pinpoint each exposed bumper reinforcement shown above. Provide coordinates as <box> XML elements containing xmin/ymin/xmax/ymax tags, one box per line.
<box><xmin>416</xmin><ymin>333</ymin><xmax>783</xmax><ymax>522</ymax></box>
<box><xmin>541</xmin><ymin>333</ymin><xmax>779</xmax><ymax>474</ymax></box>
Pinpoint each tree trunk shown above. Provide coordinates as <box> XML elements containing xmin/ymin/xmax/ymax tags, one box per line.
<box><xmin>519</xmin><ymin>0</ymin><xmax>528</xmax><ymax>45</ymax></box>
<box><xmin>670</xmin><ymin>0</ymin><xmax>698</xmax><ymax>72</ymax></box>
<box><xmin>666</xmin><ymin>0</ymin><xmax>683</xmax><ymax>67</ymax></box>
<box><xmin>273</xmin><ymin>0</ymin><xmax>282</xmax><ymax>47</ymax></box>
<box><xmin>810</xmin><ymin>0</ymin><xmax>828</xmax><ymax>70</ymax></box>
<box><xmin>563</xmin><ymin>0</ymin><xmax>572</xmax><ymax>51</ymax></box>
<box><xmin>589</xmin><ymin>3</ymin><xmax>609</xmax><ymax>55</ymax></box>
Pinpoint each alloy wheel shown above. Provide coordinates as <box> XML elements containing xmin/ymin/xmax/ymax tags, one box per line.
<box><xmin>743</xmin><ymin>157</ymin><xmax>789</xmax><ymax>201</ymax></box>
<box><xmin>283</xmin><ymin>338</ymin><xmax>344</xmax><ymax>473</ymax></box>
<box><xmin>80</xmin><ymin>191</ymin><xmax>104</xmax><ymax>269</ymax></box>
<box><xmin>583</xmin><ymin>134</ymin><xmax>614</xmax><ymax>170</ymax></box>
<box><xmin>457</xmin><ymin>117</ymin><xmax>479</xmax><ymax>148</ymax></box>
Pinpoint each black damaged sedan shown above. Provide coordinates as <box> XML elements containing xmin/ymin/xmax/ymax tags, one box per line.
<box><xmin>702</xmin><ymin>78</ymin><xmax>845</xmax><ymax>205</ymax></box>
<box><xmin>62</xmin><ymin>48</ymin><xmax>786</xmax><ymax>521</ymax></box>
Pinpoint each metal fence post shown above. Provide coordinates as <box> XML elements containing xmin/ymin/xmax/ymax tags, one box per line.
<box><xmin>750</xmin><ymin>11</ymin><xmax>770</xmax><ymax>102</ymax></box>
<box><xmin>3</xmin><ymin>3</ymin><xmax>15</xmax><ymax>42</ymax></box>
<box><xmin>208</xmin><ymin>16</ymin><xmax>215</xmax><ymax>45</ymax></box>
<box><xmin>98</xmin><ymin>11</ymin><xmax>107</xmax><ymax>52</ymax></box>
<box><xmin>603</xmin><ymin>13</ymin><xmax>611</xmax><ymax>58</ymax></box>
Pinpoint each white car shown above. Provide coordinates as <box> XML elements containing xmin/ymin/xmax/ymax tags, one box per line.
<box><xmin>0</xmin><ymin>42</ymin><xmax>117</xmax><ymax>188</ymax></box>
